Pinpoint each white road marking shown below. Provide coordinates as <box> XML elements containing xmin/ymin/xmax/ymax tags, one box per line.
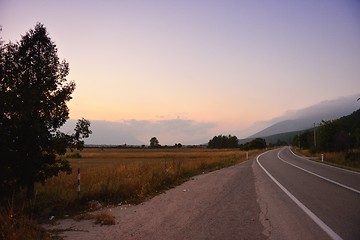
<box><xmin>277</xmin><ymin>148</ymin><xmax>360</xmax><ymax>194</ymax></box>
<box><xmin>256</xmin><ymin>151</ymin><xmax>343</xmax><ymax>240</ymax></box>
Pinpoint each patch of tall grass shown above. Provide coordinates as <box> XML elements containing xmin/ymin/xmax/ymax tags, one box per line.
<box><xmin>0</xmin><ymin>200</ymin><xmax>52</xmax><ymax>240</ymax></box>
<box><xmin>294</xmin><ymin>148</ymin><xmax>360</xmax><ymax>171</ymax></box>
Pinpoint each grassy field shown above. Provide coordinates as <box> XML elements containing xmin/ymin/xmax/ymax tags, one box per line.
<box><xmin>1</xmin><ymin>147</ymin><xmax>263</xmax><ymax>240</ymax></box>
<box><xmin>32</xmin><ymin>148</ymin><xmax>261</xmax><ymax>218</ymax></box>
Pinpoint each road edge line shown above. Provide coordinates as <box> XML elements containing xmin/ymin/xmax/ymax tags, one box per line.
<box><xmin>288</xmin><ymin>147</ymin><xmax>360</xmax><ymax>175</ymax></box>
<box><xmin>256</xmin><ymin>151</ymin><xmax>343</xmax><ymax>240</ymax></box>
<box><xmin>277</xmin><ymin>149</ymin><xmax>360</xmax><ymax>194</ymax></box>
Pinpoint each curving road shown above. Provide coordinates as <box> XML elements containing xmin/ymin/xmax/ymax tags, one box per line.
<box><xmin>255</xmin><ymin>147</ymin><xmax>360</xmax><ymax>240</ymax></box>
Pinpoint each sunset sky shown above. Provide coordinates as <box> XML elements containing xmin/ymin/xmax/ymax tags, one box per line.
<box><xmin>1</xmin><ymin>1</ymin><xmax>360</xmax><ymax>145</ymax></box>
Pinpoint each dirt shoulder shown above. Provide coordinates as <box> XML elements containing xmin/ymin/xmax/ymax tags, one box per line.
<box><xmin>45</xmin><ymin>160</ymin><xmax>265</xmax><ymax>240</ymax></box>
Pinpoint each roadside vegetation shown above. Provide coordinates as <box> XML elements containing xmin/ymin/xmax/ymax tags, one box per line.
<box><xmin>293</xmin><ymin>148</ymin><xmax>360</xmax><ymax>171</ymax></box>
<box><xmin>1</xmin><ymin>147</ymin><xmax>262</xmax><ymax>240</ymax></box>
<box><xmin>0</xmin><ymin>23</ymin><xmax>92</xmax><ymax>240</ymax></box>
<box><xmin>35</xmin><ymin>148</ymin><xmax>260</xmax><ymax>216</ymax></box>
<box><xmin>292</xmin><ymin>108</ymin><xmax>360</xmax><ymax>170</ymax></box>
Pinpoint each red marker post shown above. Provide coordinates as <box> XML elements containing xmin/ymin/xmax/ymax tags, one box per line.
<box><xmin>77</xmin><ymin>168</ymin><xmax>80</xmax><ymax>199</ymax></box>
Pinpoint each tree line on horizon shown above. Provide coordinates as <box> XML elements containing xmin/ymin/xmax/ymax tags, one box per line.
<box><xmin>207</xmin><ymin>134</ymin><xmax>268</xmax><ymax>150</ymax></box>
<box><xmin>292</xmin><ymin>109</ymin><xmax>360</xmax><ymax>155</ymax></box>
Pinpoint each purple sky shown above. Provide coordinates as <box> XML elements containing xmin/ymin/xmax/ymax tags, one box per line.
<box><xmin>1</xmin><ymin>0</ymin><xmax>360</xmax><ymax>144</ymax></box>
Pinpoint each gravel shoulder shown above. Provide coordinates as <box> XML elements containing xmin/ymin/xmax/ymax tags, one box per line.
<box><xmin>45</xmin><ymin>160</ymin><xmax>266</xmax><ymax>240</ymax></box>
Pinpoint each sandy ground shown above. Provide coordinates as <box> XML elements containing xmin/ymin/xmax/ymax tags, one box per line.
<box><xmin>45</xmin><ymin>160</ymin><xmax>266</xmax><ymax>240</ymax></box>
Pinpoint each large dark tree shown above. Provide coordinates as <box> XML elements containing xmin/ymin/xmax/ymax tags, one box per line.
<box><xmin>150</xmin><ymin>137</ymin><xmax>160</xmax><ymax>148</ymax></box>
<box><xmin>0</xmin><ymin>23</ymin><xmax>91</xmax><ymax>199</ymax></box>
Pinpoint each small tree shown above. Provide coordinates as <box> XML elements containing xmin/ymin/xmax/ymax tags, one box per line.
<box><xmin>0</xmin><ymin>23</ymin><xmax>91</xmax><ymax>199</ymax></box>
<box><xmin>150</xmin><ymin>137</ymin><xmax>160</xmax><ymax>148</ymax></box>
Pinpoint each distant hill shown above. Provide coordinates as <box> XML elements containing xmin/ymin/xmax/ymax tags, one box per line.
<box><xmin>238</xmin><ymin>130</ymin><xmax>307</xmax><ymax>145</ymax></box>
<box><xmin>249</xmin><ymin>94</ymin><xmax>359</xmax><ymax>139</ymax></box>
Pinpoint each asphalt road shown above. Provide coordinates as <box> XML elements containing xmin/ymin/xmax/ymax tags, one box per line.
<box><xmin>256</xmin><ymin>147</ymin><xmax>360</xmax><ymax>240</ymax></box>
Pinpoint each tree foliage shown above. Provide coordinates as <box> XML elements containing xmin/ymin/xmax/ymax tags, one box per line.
<box><xmin>239</xmin><ymin>138</ymin><xmax>267</xmax><ymax>150</ymax></box>
<box><xmin>292</xmin><ymin>131</ymin><xmax>313</xmax><ymax>149</ymax></box>
<box><xmin>150</xmin><ymin>137</ymin><xmax>160</xmax><ymax>148</ymax></box>
<box><xmin>207</xmin><ymin>134</ymin><xmax>239</xmax><ymax>148</ymax></box>
<box><xmin>0</xmin><ymin>23</ymin><xmax>91</xmax><ymax>199</ymax></box>
<box><xmin>292</xmin><ymin>109</ymin><xmax>360</xmax><ymax>152</ymax></box>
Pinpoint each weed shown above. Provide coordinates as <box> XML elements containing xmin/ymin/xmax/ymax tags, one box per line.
<box><xmin>94</xmin><ymin>213</ymin><xmax>115</xmax><ymax>225</ymax></box>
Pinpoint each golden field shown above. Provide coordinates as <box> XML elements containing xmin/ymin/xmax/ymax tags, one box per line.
<box><xmin>33</xmin><ymin>148</ymin><xmax>261</xmax><ymax>216</ymax></box>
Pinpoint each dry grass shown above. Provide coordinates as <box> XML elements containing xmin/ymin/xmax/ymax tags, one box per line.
<box><xmin>33</xmin><ymin>148</ymin><xmax>261</xmax><ymax>217</ymax></box>
<box><xmin>1</xmin><ymin>148</ymin><xmax>261</xmax><ymax>239</ymax></box>
<box><xmin>0</xmin><ymin>201</ymin><xmax>52</xmax><ymax>240</ymax></box>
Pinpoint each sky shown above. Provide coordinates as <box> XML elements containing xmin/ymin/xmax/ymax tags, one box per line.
<box><xmin>1</xmin><ymin>0</ymin><xmax>360</xmax><ymax>145</ymax></box>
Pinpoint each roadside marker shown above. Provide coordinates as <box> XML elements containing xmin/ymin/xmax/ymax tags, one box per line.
<box><xmin>78</xmin><ymin>168</ymin><xmax>80</xmax><ymax>198</ymax></box>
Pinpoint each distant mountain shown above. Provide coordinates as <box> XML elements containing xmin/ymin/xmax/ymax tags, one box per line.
<box><xmin>238</xmin><ymin>130</ymin><xmax>307</xmax><ymax>145</ymax></box>
<box><xmin>249</xmin><ymin>94</ymin><xmax>360</xmax><ymax>139</ymax></box>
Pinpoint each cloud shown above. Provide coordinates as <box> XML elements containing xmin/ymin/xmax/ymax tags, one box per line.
<box><xmin>62</xmin><ymin>118</ymin><xmax>217</xmax><ymax>145</ymax></box>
